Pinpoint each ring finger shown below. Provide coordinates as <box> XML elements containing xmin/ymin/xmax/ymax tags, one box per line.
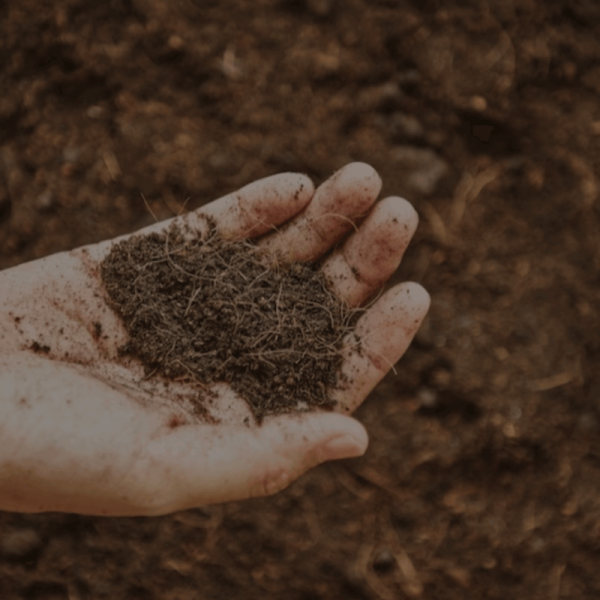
<box><xmin>321</xmin><ymin>195</ymin><xmax>419</xmax><ymax>307</ymax></box>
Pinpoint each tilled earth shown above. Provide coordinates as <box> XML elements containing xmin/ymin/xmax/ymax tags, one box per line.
<box><xmin>2</xmin><ymin>0</ymin><xmax>600</xmax><ymax>598</ymax></box>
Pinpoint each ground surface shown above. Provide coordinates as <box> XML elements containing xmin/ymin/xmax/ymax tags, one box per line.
<box><xmin>1</xmin><ymin>0</ymin><xmax>600</xmax><ymax>598</ymax></box>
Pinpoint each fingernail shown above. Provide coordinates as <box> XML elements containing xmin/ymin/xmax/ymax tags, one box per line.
<box><xmin>321</xmin><ymin>434</ymin><xmax>365</xmax><ymax>462</ymax></box>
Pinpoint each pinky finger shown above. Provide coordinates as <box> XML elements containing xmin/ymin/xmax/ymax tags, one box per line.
<box><xmin>334</xmin><ymin>282</ymin><xmax>430</xmax><ymax>414</ymax></box>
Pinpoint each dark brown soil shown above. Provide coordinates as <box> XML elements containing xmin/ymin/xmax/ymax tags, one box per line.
<box><xmin>2</xmin><ymin>0</ymin><xmax>600</xmax><ymax>598</ymax></box>
<box><xmin>100</xmin><ymin>218</ymin><xmax>362</xmax><ymax>423</ymax></box>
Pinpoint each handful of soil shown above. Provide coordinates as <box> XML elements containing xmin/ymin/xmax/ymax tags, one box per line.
<box><xmin>100</xmin><ymin>219</ymin><xmax>363</xmax><ymax>423</ymax></box>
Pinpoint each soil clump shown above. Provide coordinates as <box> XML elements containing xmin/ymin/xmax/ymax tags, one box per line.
<box><xmin>100</xmin><ymin>219</ymin><xmax>362</xmax><ymax>423</ymax></box>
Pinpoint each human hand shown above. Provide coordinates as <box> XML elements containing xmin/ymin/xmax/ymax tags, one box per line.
<box><xmin>0</xmin><ymin>163</ymin><xmax>429</xmax><ymax>516</ymax></box>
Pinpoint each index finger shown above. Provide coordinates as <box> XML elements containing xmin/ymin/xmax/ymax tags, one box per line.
<box><xmin>84</xmin><ymin>172</ymin><xmax>315</xmax><ymax>262</ymax></box>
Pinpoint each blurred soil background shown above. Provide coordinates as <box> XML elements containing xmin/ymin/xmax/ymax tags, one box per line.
<box><xmin>2</xmin><ymin>0</ymin><xmax>600</xmax><ymax>598</ymax></box>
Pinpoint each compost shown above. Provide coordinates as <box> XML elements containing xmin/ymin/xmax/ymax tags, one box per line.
<box><xmin>100</xmin><ymin>219</ymin><xmax>362</xmax><ymax>422</ymax></box>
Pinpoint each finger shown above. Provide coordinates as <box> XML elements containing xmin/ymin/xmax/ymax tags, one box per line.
<box><xmin>321</xmin><ymin>196</ymin><xmax>419</xmax><ymax>307</ymax></box>
<box><xmin>197</xmin><ymin>172</ymin><xmax>314</xmax><ymax>240</ymax></box>
<box><xmin>334</xmin><ymin>282</ymin><xmax>430</xmax><ymax>414</ymax></box>
<box><xmin>83</xmin><ymin>172</ymin><xmax>314</xmax><ymax>262</ymax></box>
<box><xmin>258</xmin><ymin>162</ymin><xmax>382</xmax><ymax>263</ymax></box>
<box><xmin>142</xmin><ymin>412</ymin><xmax>368</xmax><ymax>513</ymax></box>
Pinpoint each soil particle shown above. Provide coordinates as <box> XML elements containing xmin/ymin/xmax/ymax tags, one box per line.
<box><xmin>92</xmin><ymin>321</ymin><xmax>102</xmax><ymax>340</ymax></box>
<box><xmin>30</xmin><ymin>341</ymin><xmax>50</xmax><ymax>354</ymax></box>
<box><xmin>166</xmin><ymin>414</ymin><xmax>187</xmax><ymax>429</ymax></box>
<box><xmin>100</xmin><ymin>218</ymin><xmax>363</xmax><ymax>423</ymax></box>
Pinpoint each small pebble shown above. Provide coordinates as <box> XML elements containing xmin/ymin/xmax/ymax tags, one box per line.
<box><xmin>36</xmin><ymin>189</ymin><xmax>54</xmax><ymax>210</ymax></box>
<box><xmin>358</xmin><ymin>81</ymin><xmax>401</xmax><ymax>110</ymax></box>
<box><xmin>390</xmin><ymin>112</ymin><xmax>424</xmax><ymax>139</ymax></box>
<box><xmin>86</xmin><ymin>105</ymin><xmax>106</xmax><ymax>119</ymax></box>
<box><xmin>417</xmin><ymin>386</ymin><xmax>438</xmax><ymax>408</ymax></box>
<box><xmin>168</xmin><ymin>34</ymin><xmax>185</xmax><ymax>50</ymax></box>
<box><xmin>372</xmin><ymin>547</ymin><xmax>395</xmax><ymax>573</ymax></box>
<box><xmin>391</xmin><ymin>145</ymin><xmax>448</xmax><ymax>195</ymax></box>
<box><xmin>63</xmin><ymin>147</ymin><xmax>81</xmax><ymax>164</ymax></box>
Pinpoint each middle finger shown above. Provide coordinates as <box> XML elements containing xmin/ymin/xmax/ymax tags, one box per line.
<box><xmin>258</xmin><ymin>162</ymin><xmax>382</xmax><ymax>263</ymax></box>
<box><xmin>321</xmin><ymin>196</ymin><xmax>419</xmax><ymax>307</ymax></box>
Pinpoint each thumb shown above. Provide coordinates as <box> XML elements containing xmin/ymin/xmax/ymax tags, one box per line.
<box><xmin>247</xmin><ymin>412</ymin><xmax>369</xmax><ymax>499</ymax></box>
<box><xmin>143</xmin><ymin>412</ymin><xmax>368</xmax><ymax>514</ymax></box>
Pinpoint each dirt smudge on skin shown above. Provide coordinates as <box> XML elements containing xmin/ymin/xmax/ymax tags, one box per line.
<box><xmin>29</xmin><ymin>341</ymin><xmax>51</xmax><ymax>354</ymax></box>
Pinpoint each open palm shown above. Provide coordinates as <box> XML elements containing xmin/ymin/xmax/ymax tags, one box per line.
<box><xmin>0</xmin><ymin>163</ymin><xmax>429</xmax><ymax>516</ymax></box>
